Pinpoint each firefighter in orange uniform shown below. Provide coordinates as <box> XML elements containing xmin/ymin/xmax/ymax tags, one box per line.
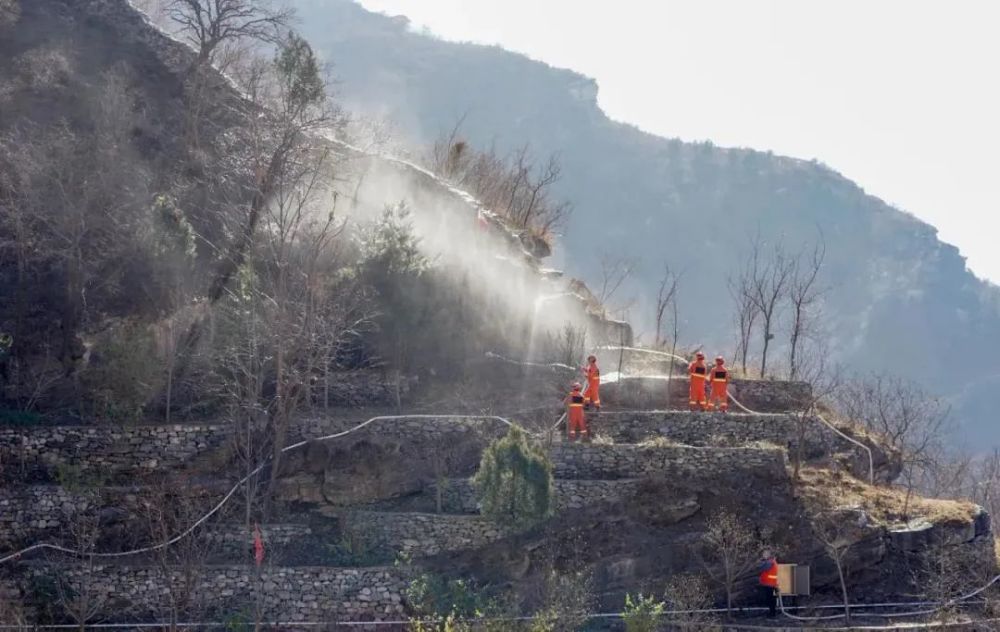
<box><xmin>688</xmin><ymin>352</ymin><xmax>708</xmax><ymax>411</ymax></box>
<box><xmin>707</xmin><ymin>356</ymin><xmax>730</xmax><ymax>412</ymax></box>
<box><xmin>564</xmin><ymin>382</ymin><xmax>588</xmax><ymax>442</ymax></box>
<box><xmin>582</xmin><ymin>355</ymin><xmax>601</xmax><ymax>411</ymax></box>
<box><xmin>758</xmin><ymin>550</ymin><xmax>779</xmax><ymax>617</ymax></box>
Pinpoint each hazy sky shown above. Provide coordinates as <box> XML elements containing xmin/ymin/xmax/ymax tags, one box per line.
<box><xmin>357</xmin><ymin>0</ymin><xmax>1000</xmax><ymax>284</ymax></box>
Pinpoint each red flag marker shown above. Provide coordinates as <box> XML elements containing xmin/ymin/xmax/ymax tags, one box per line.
<box><xmin>253</xmin><ymin>524</ymin><xmax>264</xmax><ymax>566</ymax></box>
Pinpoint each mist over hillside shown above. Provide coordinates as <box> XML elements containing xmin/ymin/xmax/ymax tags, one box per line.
<box><xmin>292</xmin><ymin>0</ymin><xmax>1000</xmax><ymax>447</ymax></box>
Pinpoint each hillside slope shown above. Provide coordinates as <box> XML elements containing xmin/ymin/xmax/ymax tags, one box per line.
<box><xmin>0</xmin><ymin>0</ymin><xmax>627</xmax><ymax>421</ymax></box>
<box><xmin>0</xmin><ymin>2</ymin><xmax>995</xmax><ymax>626</ymax></box>
<box><xmin>291</xmin><ymin>0</ymin><xmax>1000</xmax><ymax>446</ymax></box>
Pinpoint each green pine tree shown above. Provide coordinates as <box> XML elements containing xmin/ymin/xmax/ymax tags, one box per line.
<box><xmin>473</xmin><ymin>426</ymin><xmax>553</xmax><ymax>530</ymax></box>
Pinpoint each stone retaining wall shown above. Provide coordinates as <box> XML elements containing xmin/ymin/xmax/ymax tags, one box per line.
<box><xmin>0</xmin><ymin>486</ymin><xmax>96</xmax><ymax>547</ymax></box>
<box><xmin>0</xmin><ymin>424</ymin><xmax>229</xmax><ymax>482</ymax></box>
<box><xmin>292</xmin><ymin>415</ymin><xmax>509</xmax><ymax>445</ymax></box>
<box><xmin>429</xmin><ymin>478</ymin><xmax>642</xmax><ymax>514</ymax></box>
<box><xmin>549</xmin><ymin>444</ymin><xmax>787</xmax><ymax>481</ymax></box>
<box><xmin>347</xmin><ymin>511</ymin><xmax>511</xmax><ymax>557</ymax></box>
<box><xmin>0</xmin><ymin>484</ymin><xmax>223</xmax><ymax>549</ymax></box>
<box><xmin>587</xmin><ymin>412</ymin><xmax>836</xmax><ymax>454</ymax></box>
<box><xmin>310</xmin><ymin>371</ymin><xmax>414</xmax><ymax>408</ymax></box>
<box><xmin>23</xmin><ymin>565</ymin><xmax>406</xmax><ymax>622</ymax></box>
<box><xmin>205</xmin><ymin>523</ymin><xmax>313</xmax><ymax>558</ymax></box>
<box><xmin>600</xmin><ymin>377</ymin><xmax>812</xmax><ymax>412</ymax></box>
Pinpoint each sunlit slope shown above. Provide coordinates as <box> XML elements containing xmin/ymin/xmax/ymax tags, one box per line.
<box><xmin>292</xmin><ymin>0</ymin><xmax>1000</xmax><ymax>446</ymax></box>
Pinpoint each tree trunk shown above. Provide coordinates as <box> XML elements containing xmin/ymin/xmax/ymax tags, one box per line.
<box><xmin>793</xmin><ymin>425</ymin><xmax>803</xmax><ymax>481</ymax></box>
<box><xmin>264</xmin><ymin>340</ymin><xmax>287</xmax><ymax>519</ymax></box>
<box><xmin>837</xmin><ymin>561</ymin><xmax>851</xmax><ymax>623</ymax></box>
<box><xmin>172</xmin><ymin>151</ymin><xmax>283</xmax><ymax>385</ymax></box>
<box><xmin>323</xmin><ymin>357</ymin><xmax>330</xmax><ymax>412</ymax></box>
<box><xmin>165</xmin><ymin>322</ymin><xmax>174</xmax><ymax>424</ymax></box>
<box><xmin>789</xmin><ymin>317</ymin><xmax>801</xmax><ymax>381</ymax></box>
<box><xmin>759</xmin><ymin>317</ymin><xmax>772</xmax><ymax>378</ymax></box>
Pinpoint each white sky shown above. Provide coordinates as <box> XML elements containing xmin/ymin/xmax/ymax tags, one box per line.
<box><xmin>356</xmin><ymin>0</ymin><xmax>1000</xmax><ymax>284</ymax></box>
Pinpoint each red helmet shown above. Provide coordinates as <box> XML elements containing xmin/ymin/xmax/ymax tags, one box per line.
<box><xmin>695</xmin><ymin>352</ymin><xmax>705</xmax><ymax>359</ymax></box>
<box><xmin>587</xmin><ymin>355</ymin><xmax>597</xmax><ymax>363</ymax></box>
<box><xmin>715</xmin><ymin>356</ymin><xmax>725</xmax><ymax>364</ymax></box>
<box><xmin>572</xmin><ymin>382</ymin><xmax>582</xmax><ymax>391</ymax></box>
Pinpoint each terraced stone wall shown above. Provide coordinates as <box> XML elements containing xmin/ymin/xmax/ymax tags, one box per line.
<box><xmin>549</xmin><ymin>444</ymin><xmax>787</xmax><ymax>481</ymax></box>
<box><xmin>292</xmin><ymin>415</ymin><xmax>509</xmax><ymax>444</ymax></box>
<box><xmin>0</xmin><ymin>484</ymin><xmax>224</xmax><ymax>549</ymax></box>
<box><xmin>0</xmin><ymin>424</ymin><xmax>229</xmax><ymax>482</ymax></box>
<box><xmin>588</xmin><ymin>412</ymin><xmax>832</xmax><ymax>452</ymax></box>
<box><xmin>601</xmin><ymin>377</ymin><xmax>812</xmax><ymax>412</ymax></box>
<box><xmin>430</xmin><ymin>478</ymin><xmax>642</xmax><ymax>514</ymax></box>
<box><xmin>348</xmin><ymin>511</ymin><xmax>511</xmax><ymax>557</ymax></box>
<box><xmin>23</xmin><ymin>565</ymin><xmax>407</xmax><ymax>622</ymax></box>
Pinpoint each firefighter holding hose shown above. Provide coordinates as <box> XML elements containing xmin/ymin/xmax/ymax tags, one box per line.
<box><xmin>759</xmin><ymin>550</ymin><xmax>779</xmax><ymax>617</ymax></box>
<box><xmin>707</xmin><ymin>356</ymin><xmax>730</xmax><ymax>412</ymax></box>
<box><xmin>688</xmin><ymin>352</ymin><xmax>709</xmax><ymax>411</ymax></box>
<box><xmin>582</xmin><ymin>355</ymin><xmax>601</xmax><ymax>411</ymax></box>
<box><xmin>564</xmin><ymin>382</ymin><xmax>589</xmax><ymax>442</ymax></box>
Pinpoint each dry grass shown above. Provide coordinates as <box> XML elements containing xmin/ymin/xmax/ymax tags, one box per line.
<box><xmin>589</xmin><ymin>434</ymin><xmax>615</xmax><ymax>446</ymax></box>
<box><xmin>813</xmin><ymin>403</ymin><xmax>881</xmax><ymax>442</ymax></box>
<box><xmin>639</xmin><ymin>436</ymin><xmax>681</xmax><ymax>448</ymax></box>
<box><xmin>797</xmin><ymin>467</ymin><xmax>978</xmax><ymax>527</ymax></box>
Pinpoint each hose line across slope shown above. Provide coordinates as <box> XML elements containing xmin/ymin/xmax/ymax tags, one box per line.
<box><xmin>0</xmin><ymin>414</ymin><xmax>525</xmax><ymax>566</ymax></box>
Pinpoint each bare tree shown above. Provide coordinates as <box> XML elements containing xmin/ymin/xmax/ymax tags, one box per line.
<box><xmin>50</xmin><ymin>507</ymin><xmax>108</xmax><ymax>632</ymax></box>
<box><xmin>429</xmin><ymin>127</ymin><xmax>571</xmax><ymax>236</ymax></box>
<box><xmin>257</xmin><ymin>142</ymin><xmax>347</xmax><ymax>511</ymax></box>
<box><xmin>652</xmin><ymin>264</ymin><xmax>681</xmax><ymax>349</ymax></box>
<box><xmin>166</xmin><ymin>0</ymin><xmax>293</xmax><ymax>69</ymax></box>
<box><xmin>0</xmin><ymin>593</ymin><xmax>27</xmax><ymax>628</ymax></box>
<box><xmin>699</xmin><ymin>510</ymin><xmax>762</xmax><ymax>616</ymax></box>
<box><xmin>727</xmin><ymin>267</ymin><xmax>760</xmax><ymax>375</ymax></box>
<box><xmin>543</xmin><ymin>323</ymin><xmax>587</xmax><ymax>368</ymax></box>
<box><xmin>743</xmin><ymin>237</ymin><xmax>794</xmax><ymax>378</ymax></box>
<box><xmin>652</xmin><ymin>264</ymin><xmax>683</xmax><ymax>389</ymax></box>
<box><xmin>787</xmin><ymin>239</ymin><xmax>827</xmax><ymax>380</ymax></box>
<box><xmin>971</xmin><ymin>449</ymin><xmax>1000</xmax><ymax>522</ymax></box>
<box><xmin>0</xmin><ymin>67</ymin><xmax>152</xmax><ymax>397</ymax></box>
<box><xmin>912</xmin><ymin>538</ymin><xmax>995</xmax><ymax>621</ymax></box>
<box><xmin>596</xmin><ymin>253</ymin><xmax>638</xmax><ymax>310</ymax></box>
<box><xmin>789</xmin><ymin>342</ymin><xmax>843</xmax><ymax>481</ymax></box>
<box><xmin>173</xmin><ymin>31</ymin><xmax>343</xmax><ymax>385</ymax></box>
<box><xmin>811</xmin><ymin>508</ymin><xmax>867</xmax><ymax>623</ymax></box>
<box><xmin>836</xmin><ymin>375</ymin><xmax>951</xmax><ymax>516</ymax></box>
<box><xmin>140</xmin><ymin>482</ymin><xmax>219</xmax><ymax>630</ymax></box>
<box><xmin>662</xmin><ymin>573</ymin><xmax>715</xmax><ymax>631</ymax></box>
<box><xmin>529</xmin><ymin>569</ymin><xmax>595</xmax><ymax>632</ymax></box>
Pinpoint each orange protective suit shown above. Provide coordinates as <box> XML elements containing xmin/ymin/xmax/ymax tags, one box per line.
<box><xmin>583</xmin><ymin>361</ymin><xmax>601</xmax><ymax>409</ymax></box>
<box><xmin>707</xmin><ymin>361</ymin><xmax>729</xmax><ymax>412</ymax></box>
<box><xmin>688</xmin><ymin>359</ymin><xmax>708</xmax><ymax>410</ymax></box>
<box><xmin>566</xmin><ymin>389</ymin><xmax>588</xmax><ymax>440</ymax></box>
